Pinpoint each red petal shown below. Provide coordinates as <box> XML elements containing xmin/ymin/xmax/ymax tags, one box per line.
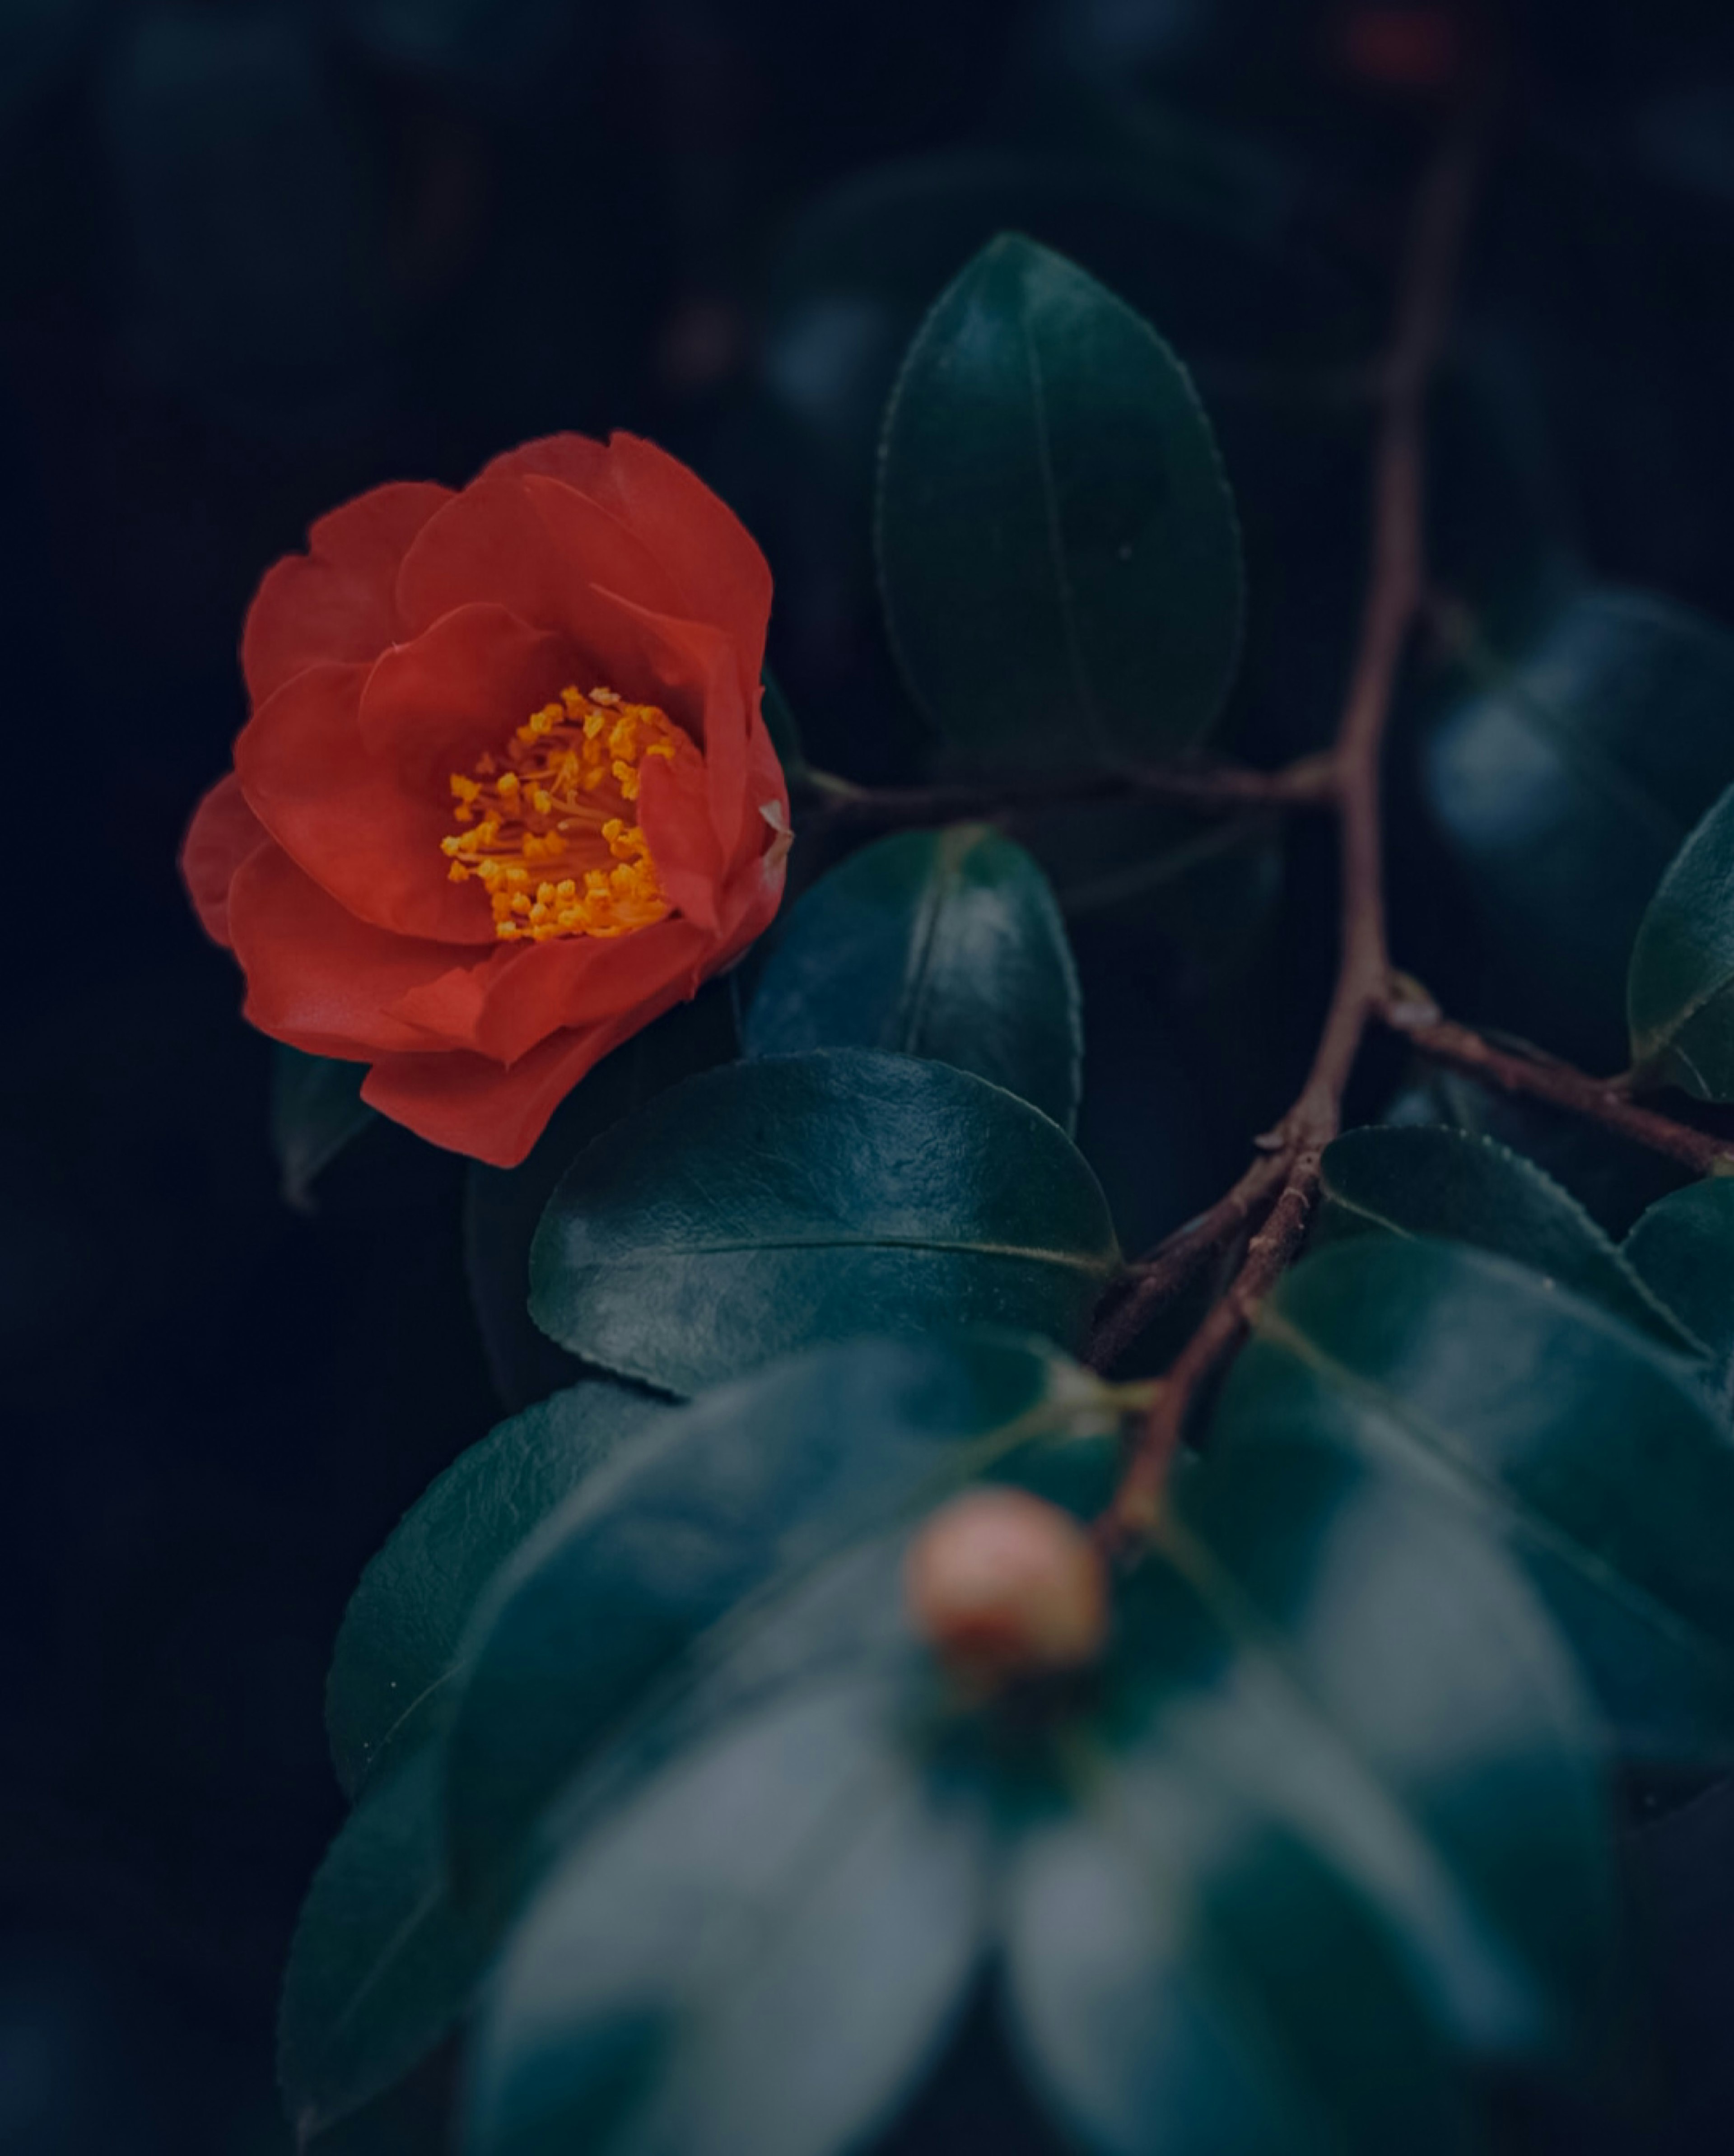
<box><xmin>180</xmin><ymin>772</ymin><xmax>270</xmax><ymax>947</ymax></box>
<box><xmin>236</xmin><ymin>656</ymin><xmax>487</xmax><ymax>946</ymax></box>
<box><xmin>242</xmin><ymin>481</ymin><xmax>453</xmax><ymax>705</ymax></box>
<box><xmin>480</xmin><ymin>433</ymin><xmax>611</xmax><ymax>493</ymax></box>
<box><xmin>479</xmin><ymin>432</ymin><xmax>771</xmax><ymax>671</ymax></box>
<box><xmin>356</xmin><ymin>601</ymin><xmax>577</xmax><ymax>782</ymax></box>
<box><xmin>390</xmin><ymin>916</ymin><xmax>714</xmax><ymax>1064</ymax></box>
<box><xmin>587</xmin><ymin>433</ymin><xmax>771</xmax><ymax>670</ymax></box>
<box><xmin>393</xmin><ymin>474</ymin><xmax>683</xmax><ymax>644</ymax></box>
<box><xmin>362</xmin><ymin>845</ymin><xmax>788</xmax><ymax>1165</ymax></box>
<box><xmin>228</xmin><ymin>844</ymin><xmax>478</xmax><ymax>1057</ymax></box>
<box><xmin>361</xmin><ymin>1004</ymin><xmax>663</xmax><ymax>1167</ymax></box>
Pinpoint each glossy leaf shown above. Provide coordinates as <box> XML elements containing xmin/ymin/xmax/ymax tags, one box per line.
<box><xmin>464</xmin><ymin>990</ymin><xmax>736</xmax><ymax>1411</ymax></box>
<box><xmin>527</xmin><ymin>1048</ymin><xmax>1121</xmax><ymax>1395</ymax></box>
<box><xmin>1625</xmin><ymin>1179</ymin><xmax>1734</xmax><ymax>1408</ymax></box>
<box><xmin>271</xmin><ymin>1045</ymin><xmax>375</xmax><ymax>1212</ymax></box>
<box><xmin>1422</xmin><ymin>585</ymin><xmax>1734</xmax><ymax>1068</ymax></box>
<box><xmin>279</xmin><ymin>1746</ymin><xmax>489</xmax><ymax>2144</ymax></box>
<box><xmin>1213</xmin><ymin>1237</ymin><xmax>1734</xmax><ymax>1762</ymax></box>
<box><xmin>1629</xmin><ymin>782</ymin><xmax>1734</xmax><ymax>1098</ymax></box>
<box><xmin>466</xmin><ymin>1678</ymin><xmax>990</xmax><ymax>2156</ymax></box>
<box><xmin>1316</xmin><ymin>1124</ymin><xmax>1698</xmax><ymax>1351</ymax></box>
<box><xmin>325</xmin><ymin>1378</ymin><xmax>670</xmax><ymax>1798</ymax></box>
<box><xmin>445</xmin><ymin>1332</ymin><xmax>1120</xmax><ymax>1914</ymax></box>
<box><xmin>876</xmin><ymin>233</ymin><xmax>1244</xmax><ymax>770</ymax></box>
<box><xmin>744</xmin><ymin>826</ymin><xmax>1082</xmax><ymax>1132</ymax></box>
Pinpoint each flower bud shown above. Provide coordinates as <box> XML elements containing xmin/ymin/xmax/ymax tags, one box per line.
<box><xmin>905</xmin><ymin>1488</ymin><xmax>1108</xmax><ymax>1688</ymax></box>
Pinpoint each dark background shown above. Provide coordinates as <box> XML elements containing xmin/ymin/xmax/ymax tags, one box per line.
<box><xmin>5</xmin><ymin>1</ymin><xmax>1734</xmax><ymax>2149</ymax></box>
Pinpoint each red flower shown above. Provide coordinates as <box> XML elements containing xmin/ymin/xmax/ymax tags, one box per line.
<box><xmin>182</xmin><ymin>434</ymin><xmax>792</xmax><ymax>1167</ymax></box>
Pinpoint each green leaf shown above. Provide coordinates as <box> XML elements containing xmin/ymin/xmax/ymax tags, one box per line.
<box><xmin>1212</xmin><ymin>1236</ymin><xmax>1734</xmax><ymax>1763</ymax></box>
<box><xmin>464</xmin><ymin>1677</ymin><xmax>992</xmax><ymax>2156</ymax></box>
<box><xmin>445</xmin><ymin>1332</ymin><xmax>1120</xmax><ymax>1915</ymax></box>
<box><xmin>464</xmin><ymin>991</ymin><xmax>737</xmax><ymax>1411</ymax></box>
<box><xmin>743</xmin><ymin>826</ymin><xmax>1082</xmax><ymax>1133</ymax></box>
<box><xmin>876</xmin><ymin>232</ymin><xmax>1244</xmax><ymax>771</ymax></box>
<box><xmin>325</xmin><ymin>1378</ymin><xmax>671</xmax><ymax>1799</ymax></box>
<box><xmin>462</xmin><ymin>1435</ymin><xmax>1610</xmax><ymax>2155</ymax></box>
<box><xmin>1422</xmin><ymin>585</ymin><xmax>1734</xmax><ymax>1069</ymax></box>
<box><xmin>1012</xmin><ymin>1448</ymin><xmax>1611</xmax><ymax>2150</ymax></box>
<box><xmin>760</xmin><ymin>666</ymin><xmax>808</xmax><ymax>785</ymax></box>
<box><xmin>1316</xmin><ymin>1124</ymin><xmax>1699</xmax><ymax>1352</ymax></box>
<box><xmin>1629</xmin><ymin>781</ymin><xmax>1734</xmax><ymax>1097</ymax></box>
<box><xmin>1624</xmin><ymin>1179</ymin><xmax>1734</xmax><ymax>1407</ymax></box>
<box><xmin>279</xmin><ymin>1746</ymin><xmax>490</xmax><ymax>2145</ymax></box>
<box><xmin>527</xmin><ymin>1048</ymin><xmax>1121</xmax><ymax>1395</ymax></box>
<box><xmin>271</xmin><ymin>1046</ymin><xmax>376</xmax><ymax>1212</ymax></box>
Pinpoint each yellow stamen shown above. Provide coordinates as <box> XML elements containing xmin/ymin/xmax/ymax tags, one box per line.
<box><xmin>442</xmin><ymin>683</ymin><xmax>695</xmax><ymax>941</ymax></box>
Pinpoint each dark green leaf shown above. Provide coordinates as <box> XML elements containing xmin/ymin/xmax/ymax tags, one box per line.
<box><xmin>876</xmin><ymin>233</ymin><xmax>1244</xmax><ymax>771</ymax></box>
<box><xmin>1624</xmin><ymin>1179</ymin><xmax>1734</xmax><ymax>1408</ymax></box>
<box><xmin>744</xmin><ymin>826</ymin><xmax>1082</xmax><ymax>1132</ymax></box>
<box><xmin>760</xmin><ymin>666</ymin><xmax>808</xmax><ymax>786</ymax></box>
<box><xmin>464</xmin><ymin>991</ymin><xmax>737</xmax><ymax>1411</ymax></box>
<box><xmin>445</xmin><ymin>1332</ymin><xmax>1120</xmax><ymax>1914</ymax></box>
<box><xmin>325</xmin><ymin>1379</ymin><xmax>670</xmax><ymax>1799</ymax></box>
<box><xmin>1422</xmin><ymin>585</ymin><xmax>1734</xmax><ymax>1068</ymax></box>
<box><xmin>271</xmin><ymin>1046</ymin><xmax>376</xmax><ymax>1212</ymax></box>
<box><xmin>1317</xmin><ymin>1124</ymin><xmax>1699</xmax><ymax>1352</ymax></box>
<box><xmin>1629</xmin><ymin>782</ymin><xmax>1734</xmax><ymax>1097</ymax></box>
<box><xmin>1212</xmin><ymin>1237</ymin><xmax>1734</xmax><ymax>1763</ymax></box>
<box><xmin>527</xmin><ymin>1048</ymin><xmax>1121</xmax><ymax>1395</ymax></box>
<box><xmin>1381</xmin><ymin>1058</ymin><xmax>1689</xmax><ymax>1239</ymax></box>
<box><xmin>464</xmin><ymin>1679</ymin><xmax>991</xmax><ymax>2156</ymax></box>
<box><xmin>461</xmin><ymin>1432</ymin><xmax>1610</xmax><ymax>2156</ymax></box>
<box><xmin>279</xmin><ymin>1746</ymin><xmax>489</xmax><ymax>2145</ymax></box>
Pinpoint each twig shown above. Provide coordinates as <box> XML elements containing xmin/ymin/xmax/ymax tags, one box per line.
<box><xmin>797</xmin><ymin>753</ymin><xmax>1338</xmax><ymax>829</ymax></box>
<box><xmin>1382</xmin><ymin>1004</ymin><xmax>1734</xmax><ymax>1177</ymax></box>
<box><xmin>1098</xmin><ymin>116</ymin><xmax>1489</xmax><ymax>1545</ymax></box>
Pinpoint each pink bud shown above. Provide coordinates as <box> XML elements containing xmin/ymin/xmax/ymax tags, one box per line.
<box><xmin>905</xmin><ymin>1488</ymin><xmax>1108</xmax><ymax>1687</ymax></box>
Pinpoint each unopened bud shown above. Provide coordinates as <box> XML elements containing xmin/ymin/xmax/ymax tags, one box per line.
<box><xmin>905</xmin><ymin>1488</ymin><xmax>1108</xmax><ymax>1688</ymax></box>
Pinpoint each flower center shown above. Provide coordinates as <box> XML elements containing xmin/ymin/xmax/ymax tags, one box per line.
<box><xmin>441</xmin><ymin>685</ymin><xmax>694</xmax><ymax>941</ymax></box>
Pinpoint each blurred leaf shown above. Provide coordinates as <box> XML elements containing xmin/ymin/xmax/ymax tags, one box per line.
<box><xmin>461</xmin><ymin>1433</ymin><xmax>1610</xmax><ymax>2156</ymax></box>
<box><xmin>279</xmin><ymin>1746</ymin><xmax>488</xmax><ymax>2147</ymax></box>
<box><xmin>464</xmin><ymin>992</ymin><xmax>736</xmax><ymax>1412</ymax></box>
<box><xmin>1629</xmin><ymin>782</ymin><xmax>1734</xmax><ymax>1098</ymax></box>
<box><xmin>325</xmin><ymin>1378</ymin><xmax>671</xmax><ymax>1799</ymax></box>
<box><xmin>1421</xmin><ymin>586</ymin><xmax>1734</xmax><ymax>1068</ymax></box>
<box><xmin>744</xmin><ymin>827</ymin><xmax>1082</xmax><ymax>1133</ymax></box>
<box><xmin>1316</xmin><ymin>1124</ymin><xmax>1699</xmax><ymax>1352</ymax></box>
<box><xmin>1625</xmin><ymin>1180</ymin><xmax>1734</xmax><ymax>1413</ymax></box>
<box><xmin>1010</xmin><ymin>1447</ymin><xmax>1612</xmax><ymax>2150</ymax></box>
<box><xmin>876</xmin><ymin>233</ymin><xmax>1244</xmax><ymax>771</ymax></box>
<box><xmin>336</xmin><ymin>0</ymin><xmax>578</xmax><ymax>93</ymax></box>
<box><xmin>528</xmin><ymin>1048</ymin><xmax>1121</xmax><ymax>1395</ymax></box>
<box><xmin>445</xmin><ymin>1332</ymin><xmax>1119</xmax><ymax>1916</ymax></box>
<box><xmin>271</xmin><ymin>1046</ymin><xmax>376</xmax><ymax>1213</ymax></box>
<box><xmin>1213</xmin><ymin>1237</ymin><xmax>1734</xmax><ymax>1765</ymax></box>
<box><xmin>465</xmin><ymin>1678</ymin><xmax>991</xmax><ymax>2156</ymax></box>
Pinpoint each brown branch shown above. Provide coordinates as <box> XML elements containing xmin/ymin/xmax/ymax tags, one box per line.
<box><xmin>1381</xmin><ymin>1004</ymin><xmax>1734</xmax><ymax>1177</ymax></box>
<box><xmin>797</xmin><ymin>752</ymin><xmax>1338</xmax><ymax>830</ymax></box>
<box><xmin>1097</xmin><ymin>117</ymin><xmax>1489</xmax><ymax>1547</ymax></box>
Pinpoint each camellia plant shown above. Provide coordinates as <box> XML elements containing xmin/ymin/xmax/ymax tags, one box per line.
<box><xmin>183</xmin><ymin>94</ymin><xmax>1734</xmax><ymax>2156</ymax></box>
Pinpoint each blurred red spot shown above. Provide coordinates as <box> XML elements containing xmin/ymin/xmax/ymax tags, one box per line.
<box><xmin>1338</xmin><ymin>6</ymin><xmax>1461</xmax><ymax>91</ymax></box>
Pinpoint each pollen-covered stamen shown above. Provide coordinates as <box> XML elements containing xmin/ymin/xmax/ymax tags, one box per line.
<box><xmin>441</xmin><ymin>684</ymin><xmax>694</xmax><ymax>941</ymax></box>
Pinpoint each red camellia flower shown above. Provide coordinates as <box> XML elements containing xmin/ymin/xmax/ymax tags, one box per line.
<box><xmin>181</xmin><ymin>433</ymin><xmax>792</xmax><ymax>1167</ymax></box>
